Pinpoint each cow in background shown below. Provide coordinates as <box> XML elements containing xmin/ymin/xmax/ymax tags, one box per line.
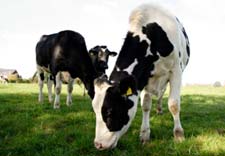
<box><xmin>36</xmin><ymin>30</ymin><xmax>98</xmax><ymax>109</ymax></box>
<box><xmin>81</xmin><ymin>45</ymin><xmax>117</xmax><ymax>96</ymax></box>
<box><xmin>89</xmin><ymin>45</ymin><xmax>117</xmax><ymax>76</ymax></box>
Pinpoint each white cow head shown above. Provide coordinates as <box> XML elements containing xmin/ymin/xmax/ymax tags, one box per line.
<box><xmin>92</xmin><ymin>75</ymin><xmax>138</xmax><ymax>150</ymax></box>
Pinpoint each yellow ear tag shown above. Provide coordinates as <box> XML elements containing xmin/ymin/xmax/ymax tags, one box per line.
<box><xmin>126</xmin><ymin>87</ymin><xmax>133</xmax><ymax>96</ymax></box>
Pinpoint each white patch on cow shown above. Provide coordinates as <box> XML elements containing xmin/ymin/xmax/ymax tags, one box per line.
<box><xmin>54</xmin><ymin>45</ymin><xmax>62</xmax><ymax>59</ymax></box>
<box><xmin>116</xmin><ymin>66</ymin><xmax>120</xmax><ymax>71</ymax></box>
<box><xmin>123</xmin><ymin>59</ymin><xmax>138</xmax><ymax>75</ymax></box>
<box><xmin>145</xmin><ymin>46</ymin><xmax>153</xmax><ymax>57</ymax></box>
<box><xmin>98</xmin><ymin>49</ymin><xmax>107</xmax><ymax>62</ymax></box>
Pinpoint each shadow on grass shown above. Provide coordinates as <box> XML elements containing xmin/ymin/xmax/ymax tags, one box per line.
<box><xmin>0</xmin><ymin>91</ymin><xmax>225</xmax><ymax>156</ymax></box>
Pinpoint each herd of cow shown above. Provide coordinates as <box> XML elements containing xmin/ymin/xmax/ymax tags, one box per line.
<box><xmin>35</xmin><ymin>4</ymin><xmax>190</xmax><ymax>150</ymax></box>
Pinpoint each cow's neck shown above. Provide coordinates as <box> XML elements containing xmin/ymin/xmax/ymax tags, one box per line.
<box><xmin>110</xmin><ymin>32</ymin><xmax>158</xmax><ymax>91</ymax></box>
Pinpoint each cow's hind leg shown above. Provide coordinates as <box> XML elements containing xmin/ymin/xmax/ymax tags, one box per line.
<box><xmin>66</xmin><ymin>75</ymin><xmax>74</xmax><ymax>106</ymax></box>
<box><xmin>156</xmin><ymin>93</ymin><xmax>163</xmax><ymax>115</ymax></box>
<box><xmin>140</xmin><ymin>89</ymin><xmax>152</xmax><ymax>144</ymax></box>
<box><xmin>168</xmin><ymin>69</ymin><xmax>184</xmax><ymax>141</ymax></box>
<box><xmin>54</xmin><ymin>72</ymin><xmax>62</xmax><ymax>109</ymax></box>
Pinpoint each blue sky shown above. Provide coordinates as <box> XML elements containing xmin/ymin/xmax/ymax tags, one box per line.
<box><xmin>0</xmin><ymin>0</ymin><xmax>224</xmax><ymax>84</ymax></box>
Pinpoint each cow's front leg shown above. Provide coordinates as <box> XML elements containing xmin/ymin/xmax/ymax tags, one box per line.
<box><xmin>54</xmin><ymin>72</ymin><xmax>62</xmax><ymax>109</ymax></box>
<box><xmin>168</xmin><ymin>69</ymin><xmax>184</xmax><ymax>141</ymax></box>
<box><xmin>47</xmin><ymin>75</ymin><xmax>53</xmax><ymax>103</ymax></box>
<box><xmin>38</xmin><ymin>72</ymin><xmax>44</xmax><ymax>103</ymax></box>
<box><xmin>66</xmin><ymin>76</ymin><xmax>74</xmax><ymax>106</ymax></box>
<box><xmin>140</xmin><ymin>89</ymin><xmax>152</xmax><ymax>144</ymax></box>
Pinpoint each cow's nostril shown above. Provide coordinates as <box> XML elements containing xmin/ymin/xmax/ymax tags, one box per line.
<box><xmin>94</xmin><ymin>142</ymin><xmax>103</xmax><ymax>149</ymax></box>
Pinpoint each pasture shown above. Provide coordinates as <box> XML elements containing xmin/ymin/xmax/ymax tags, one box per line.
<box><xmin>0</xmin><ymin>83</ymin><xmax>225</xmax><ymax>156</ymax></box>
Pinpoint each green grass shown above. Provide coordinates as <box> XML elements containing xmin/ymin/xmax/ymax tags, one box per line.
<box><xmin>0</xmin><ymin>83</ymin><xmax>225</xmax><ymax>156</ymax></box>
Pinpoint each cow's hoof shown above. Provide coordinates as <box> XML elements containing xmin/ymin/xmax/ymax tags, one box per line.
<box><xmin>156</xmin><ymin>109</ymin><xmax>163</xmax><ymax>115</ymax></box>
<box><xmin>38</xmin><ymin>97</ymin><xmax>43</xmax><ymax>103</ymax></box>
<box><xmin>54</xmin><ymin>103</ymin><xmax>60</xmax><ymax>109</ymax></box>
<box><xmin>66</xmin><ymin>101</ymin><xmax>72</xmax><ymax>106</ymax></box>
<box><xmin>140</xmin><ymin>128</ymin><xmax>150</xmax><ymax>144</ymax></box>
<box><xmin>174</xmin><ymin>128</ymin><xmax>185</xmax><ymax>142</ymax></box>
<box><xmin>48</xmin><ymin>98</ymin><xmax>53</xmax><ymax>103</ymax></box>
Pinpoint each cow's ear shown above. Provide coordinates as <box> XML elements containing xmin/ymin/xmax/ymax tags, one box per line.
<box><xmin>109</xmin><ymin>51</ymin><xmax>117</xmax><ymax>57</ymax></box>
<box><xmin>119</xmin><ymin>76</ymin><xmax>136</xmax><ymax>96</ymax></box>
<box><xmin>40</xmin><ymin>35</ymin><xmax>48</xmax><ymax>41</ymax></box>
<box><xmin>89</xmin><ymin>46</ymin><xmax>99</xmax><ymax>55</ymax></box>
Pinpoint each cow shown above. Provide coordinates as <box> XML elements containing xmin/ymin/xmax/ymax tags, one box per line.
<box><xmin>0</xmin><ymin>75</ymin><xmax>8</xmax><ymax>84</ymax></box>
<box><xmin>92</xmin><ymin>4</ymin><xmax>190</xmax><ymax>150</ymax></box>
<box><xmin>89</xmin><ymin>45</ymin><xmax>117</xmax><ymax>76</ymax></box>
<box><xmin>81</xmin><ymin>45</ymin><xmax>117</xmax><ymax>96</ymax></box>
<box><xmin>36</xmin><ymin>30</ymin><xmax>98</xmax><ymax>109</ymax></box>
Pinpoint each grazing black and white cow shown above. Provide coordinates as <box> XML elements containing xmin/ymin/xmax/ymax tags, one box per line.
<box><xmin>36</xmin><ymin>30</ymin><xmax>98</xmax><ymax>108</ymax></box>
<box><xmin>92</xmin><ymin>4</ymin><xmax>190</xmax><ymax>150</ymax></box>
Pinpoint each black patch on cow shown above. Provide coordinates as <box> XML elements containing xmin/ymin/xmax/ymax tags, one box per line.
<box><xmin>49</xmin><ymin>75</ymin><xmax>54</xmax><ymax>81</ymax></box>
<box><xmin>182</xmin><ymin>27</ymin><xmax>189</xmax><ymax>42</ymax></box>
<box><xmin>40</xmin><ymin>73</ymin><xmax>44</xmax><ymax>81</ymax></box>
<box><xmin>186</xmin><ymin>44</ymin><xmax>190</xmax><ymax>57</ymax></box>
<box><xmin>115</xmin><ymin>32</ymin><xmax>149</xmax><ymax>70</ymax></box>
<box><xmin>36</xmin><ymin>30</ymin><xmax>98</xmax><ymax>99</ymax></box>
<box><xmin>142</xmin><ymin>22</ymin><xmax>174</xmax><ymax>57</ymax></box>
<box><xmin>179</xmin><ymin>51</ymin><xmax>181</xmax><ymax>58</ymax></box>
<box><xmin>101</xmin><ymin>85</ymin><xmax>134</xmax><ymax>132</ymax></box>
<box><xmin>186</xmin><ymin>58</ymin><xmax>189</xmax><ymax>66</ymax></box>
<box><xmin>180</xmin><ymin>62</ymin><xmax>183</xmax><ymax>69</ymax></box>
<box><xmin>181</xmin><ymin>28</ymin><xmax>190</xmax><ymax>58</ymax></box>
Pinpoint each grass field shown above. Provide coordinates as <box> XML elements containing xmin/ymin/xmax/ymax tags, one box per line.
<box><xmin>0</xmin><ymin>83</ymin><xmax>225</xmax><ymax>156</ymax></box>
